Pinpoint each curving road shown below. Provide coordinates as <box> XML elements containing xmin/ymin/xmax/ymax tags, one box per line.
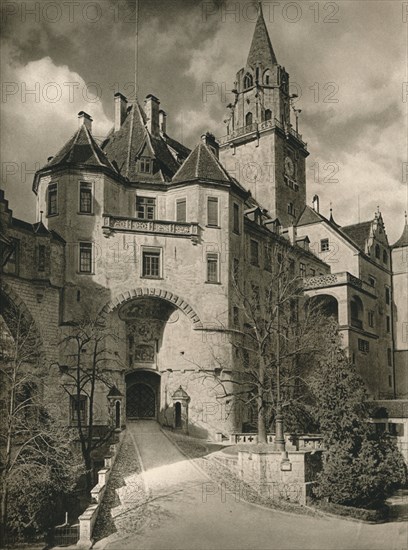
<box><xmin>95</xmin><ymin>421</ymin><xmax>407</xmax><ymax>550</ymax></box>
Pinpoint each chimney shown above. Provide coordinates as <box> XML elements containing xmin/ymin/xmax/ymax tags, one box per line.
<box><xmin>144</xmin><ymin>94</ymin><xmax>160</xmax><ymax>138</ymax></box>
<box><xmin>159</xmin><ymin>109</ymin><xmax>167</xmax><ymax>134</ymax></box>
<box><xmin>201</xmin><ymin>132</ymin><xmax>219</xmax><ymax>158</ymax></box>
<box><xmin>114</xmin><ymin>93</ymin><xmax>128</xmax><ymax>132</ymax></box>
<box><xmin>312</xmin><ymin>194</ymin><xmax>320</xmax><ymax>213</ymax></box>
<box><xmin>287</xmin><ymin>224</ymin><xmax>297</xmax><ymax>244</ymax></box>
<box><xmin>78</xmin><ymin>111</ymin><xmax>92</xmax><ymax>132</ymax></box>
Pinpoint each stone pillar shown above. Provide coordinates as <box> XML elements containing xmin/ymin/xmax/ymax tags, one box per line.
<box><xmin>171</xmin><ymin>386</ymin><xmax>190</xmax><ymax>434</ymax></box>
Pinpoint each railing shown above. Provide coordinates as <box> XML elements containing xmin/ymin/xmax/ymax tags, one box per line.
<box><xmin>230</xmin><ymin>433</ymin><xmax>324</xmax><ymax>450</ymax></box>
<box><xmin>303</xmin><ymin>271</ymin><xmax>364</xmax><ymax>290</ymax></box>
<box><xmin>219</xmin><ymin>118</ymin><xmax>307</xmax><ymax>147</ymax></box>
<box><xmin>102</xmin><ymin>215</ymin><xmax>200</xmax><ymax>241</ymax></box>
<box><xmin>52</xmin><ymin>524</ymin><xmax>80</xmax><ymax>546</ymax></box>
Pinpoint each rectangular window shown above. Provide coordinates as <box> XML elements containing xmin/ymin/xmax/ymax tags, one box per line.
<box><xmin>233</xmin><ymin>258</ymin><xmax>239</xmax><ymax>282</ymax></box>
<box><xmin>207</xmin><ymin>253</ymin><xmax>219</xmax><ymax>283</ymax></box>
<box><xmin>320</xmin><ymin>239</ymin><xmax>329</xmax><ymax>252</ymax></box>
<box><xmin>368</xmin><ymin>310</ymin><xmax>374</xmax><ymax>328</ymax></box>
<box><xmin>142</xmin><ymin>250</ymin><xmax>161</xmax><ymax>278</ymax></box>
<box><xmin>387</xmin><ymin>348</ymin><xmax>392</xmax><ymax>366</ymax></box>
<box><xmin>287</xmin><ymin>202</ymin><xmax>295</xmax><ymax>216</ymax></box>
<box><xmin>70</xmin><ymin>395</ymin><xmax>87</xmax><ymax>424</ymax></box>
<box><xmin>310</xmin><ymin>268</ymin><xmax>316</xmax><ymax>276</ymax></box>
<box><xmin>176</xmin><ymin>199</ymin><xmax>186</xmax><ymax>222</ymax></box>
<box><xmin>386</xmin><ymin>315</ymin><xmax>391</xmax><ymax>333</ymax></box>
<box><xmin>385</xmin><ymin>287</ymin><xmax>390</xmax><ymax>305</ymax></box>
<box><xmin>264</xmin><ymin>243</ymin><xmax>272</xmax><ymax>271</ymax></box>
<box><xmin>207</xmin><ymin>197</ymin><xmax>219</xmax><ymax>227</ymax></box>
<box><xmin>79</xmin><ymin>182</ymin><xmax>92</xmax><ymax>213</ymax></box>
<box><xmin>139</xmin><ymin>157</ymin><xmax>152</xmax><ymax>173</ymax></box>
<box><xmin>4</xmin><ymin>239</ymin><xmax>19</xmax><ymax>275</ymax></box>
<box><xmin>358</xmin><ymin>338</ymin><xmax>369</xmax><ymax>353</ymax></box>
<box><xmin>233</xmin><ymin>306</ymin><xmax>239</xmax><ymax>328</ymax></box>
<box><xmin>136</xmin><ymin>196</ymin><xmax>156</xmax><ymax>220</ymax></box>
<box><xmin>38</xmin><ymin>245</ymin><xmax>46</xmax><ymax>272</ymax></box>
<box><xmin>250</xmin><ymin>239</ymin><xmax>259</xmax><ymax>266</ymax></box>
<box><xmin>368</xmin><ymin>275</ymin><xmax>376</xmax><ymax>287</ymax></box>
<box><xmin>299</xmin><ymin>262</ymin><xmax>306</xmax><ymax>277</ymax></box>
<box><xmin>48</xmin><ymin>183</ymin><xmax>58</xmax><ymax>216</ymax></box>
<box><xmin>233</xmin><ymin>203</ymin><xmax>240</xmax><ymax>234</ymax></box>
<box><xmin>79</xmin><ymin>242</ymin><xmax>92</xmax><ymax>273</ymax></box>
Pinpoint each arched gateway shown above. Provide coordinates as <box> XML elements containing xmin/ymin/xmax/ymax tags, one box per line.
<box><xmin>125</xmin><ymin>371</ymin><xmax>161</xmax><ymax>420</ymax></box>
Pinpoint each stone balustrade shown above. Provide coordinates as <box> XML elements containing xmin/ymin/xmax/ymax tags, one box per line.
<box><xmin>229</xmin><ymin>432</ymin><xmax>324</xmax><ymax>451</ymax></box>
<box><xmin>218</xmin><ymin>118</ymin><xmax>306</xmax><ymax>147</ymax></box>
<box><xmin>303</xmin><ymin>271</ymin><xmax>370</xmax><ymax>292</ymax></box>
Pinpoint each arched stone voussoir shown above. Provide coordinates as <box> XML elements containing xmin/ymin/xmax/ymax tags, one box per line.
<box><xmin>101</xmin><ymin>287</ymin><xmax>203</xmax><ymax>328</ymax></box>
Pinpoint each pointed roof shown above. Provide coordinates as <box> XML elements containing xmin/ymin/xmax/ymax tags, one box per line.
<box><xmin>172</xmin><ymin>142</ymin><xmax>234</xmax><ymax>184</ymax></box>
<box><xmin>46</xmin><ymin>123</ymin><xmax>116</xmax><ymax>172</ymax></box>
<box><xmin>296</xmin><ymin>205</ymin><xmax>323</xmax><ymax>226</ymax></box>
<box><xmin>392</xmin><ymin>213</ymin><xmax>408</xmax><ymax>248</ymax></box>
<box><xmin>341</xmin><ymin>221</ymin><xmax>373</xmax><ymax>251</ymax></box>
<box><xmin>102</xmin><ymin>102</ymin><xmax>183</xmax><ymax>182</ymax></box>
<box><xmin>247</xmin><ymin>3</ymin><xmax>278</xmax><ymax>68</ymax></box>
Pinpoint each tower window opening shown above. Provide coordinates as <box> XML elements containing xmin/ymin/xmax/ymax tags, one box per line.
<box><xmin>264</xmin><ymin>109</ymin><xmax>272</xmax><ymax>121</ymax></box>
<box><xmin>245</xmin><ymin>112</ymin><xmax>253</xmax><ymax>126</ymax></box>
<box><xmin>244</xmin><ymin>73</ymin><xmax>253</xmax><ymax>89</ymax></box>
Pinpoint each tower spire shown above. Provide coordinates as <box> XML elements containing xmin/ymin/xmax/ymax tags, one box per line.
<box><xmin>247</xmin><ymin>1</ymin><xmax>277</xmax><ymax>68</ymax></box>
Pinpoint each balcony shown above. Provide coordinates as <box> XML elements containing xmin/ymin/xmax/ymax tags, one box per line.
<box><xmin>351</xmin><ymin>317</ymin><xmax>363</xmax><ymax>329</ymax></box>
<box><xmin>219</xmin><ymin>118</ymin><xmax>307</xmax><ymax>147</ymax></box>
<box><xmin>303</xmin><ymin>272</ymin><xmax>363</xmax><ymax>290</ymax></box>
<box><xmin>102</xmin><ymin>215</ymin><xmax>200</xmax><ymax>242</ymax></box>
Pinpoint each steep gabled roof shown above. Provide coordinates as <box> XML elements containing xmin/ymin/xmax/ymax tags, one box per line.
<box><xmin>296</xmin><ymin>205</ymin><xmax>323</xmax><ymax>226</ymax></box>
<box><xmin>46</xmin><ymin>124</ymin><xmax>116</xmax><ymax>172</ymax></box>
<box><xmin>247</xmin><ymin>3</ymin><xmax>278</xmax><ymax>68</ymax></box>
<box><xmin>341</xmin><ymin>221</ymin><xmax>372</xmax><ymax>251</ymax></box>
<box><xmin>172</xmin><ymin>142</ymin><xmax>234</xmax><ymax>184</ymax></box>
<box><xmin>392</xmin><ymin>215</ymin><xmax>408</xmax><ymax>248</ymax></box>
<box><xmin>102</xmin><ymin>102</ymin><xmax>182</xmax><ymax>182</ymax></box>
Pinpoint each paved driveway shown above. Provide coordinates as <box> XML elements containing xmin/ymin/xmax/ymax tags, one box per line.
<box><xmin>96</xmin><ymin>421</ymin><xmax>407</xmax><ymax>550</ymax></box>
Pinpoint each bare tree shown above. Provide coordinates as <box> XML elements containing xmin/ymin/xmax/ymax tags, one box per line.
<box><xmin>0</xmin><ymin>300</ymin><xmax>80</xmax><ymax>543</ymax></box>
<box><xmin>56</xmin><ymin>316</ymin><xmax>124</xmax><ymax>490</ymax></box>
<box><xmin>193</xmin><ymin>248</ymin><xmax>328</xmax><ymax>445</ymax></box>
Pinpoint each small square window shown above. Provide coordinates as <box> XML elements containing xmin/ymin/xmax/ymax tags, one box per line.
<box><xmin>139</xmin><ymin>157</ymin><xmax>152</xmax><ymax>173</ymax></box>
<box><xmin>176</xmin><ymin>199</ymin><xmax>186</xmax><ymax>222</ymax></box>
<box><xmin>79</xmin><ymin>243</ymin><xmax>93</xmax><ymax>273</ymax></box>
<box><xmin>79</xmin><ymin>182</ymin><xmax>92</xmax><ymax>213</ymax></box>
<box><xmin>368</xmin><ymin>275</ymin><xmax>376</xmax><ymax>287</ymax></box>
<box><xmin>207</xmin><ymin>253</ymin><xmax>219</xmax><ymax>283</ymax></box>
<box><xmin>320</xmin><ymin>239</ymin><xmax>329</xmax><ymax>252</ymax></box>
<box><xmin>250</xmin><ymin>240</ymin><xmax>259</xmax><ymax>266</ymax></box>
<box><xmin>48</xmin><ymin>183</ymin><xmax>58</xmax><ymax>216</ymax></box>
<box><xmin>142</xmin><ymin>250</ymin><xmax>161</xmax><ymax>278</ymax></box>
<box><xmin>358</xmin><ymin>338</ymin><xmax>369</xmax><ymax>353</ymax></box>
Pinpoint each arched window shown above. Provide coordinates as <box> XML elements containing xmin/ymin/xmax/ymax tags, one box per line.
<box><xmin>375</xmin><ymin>244</ymin><xmax>380</xmax><ymax>259</ymax></box>
<box><xmin>383</xmin><ymin>250</ymin><xmax>388</xmax><ymax>264</ymax></box>
<box><xmin>245</xmin><ymin>112</ymin><xmax>253</xmax><ymax>126</ymax></box>
<box><xmin>264</xmin><ymin>109</ymin><xmax>272</xmax><ymax>121</ymax></box>
<box><xmin>243</xmin><ymin>73</ymin><xmax>253</xmax><ymax>89</ymax></box>
<box><xmin>255</xmin><ymin>67</ymin><xmax>260</xmax><ymax>82</ymax></box>
<box><xmin>264</xmin><ymin>70</ymin><xmax>271</xmax><ymax>85</ymax></box>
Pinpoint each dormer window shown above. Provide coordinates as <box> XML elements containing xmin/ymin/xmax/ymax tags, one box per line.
<box><xmin>139</xmin><ymin>157</ymin><xmax>152</xmax><ymax>174</ymax></box>
<box><xmin>244</xmin><ymin>73</ymin><xmax>253</xmax><ymax>89</ymax></box>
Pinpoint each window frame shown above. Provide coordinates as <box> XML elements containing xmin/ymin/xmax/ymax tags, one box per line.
<box><xmin>176</xmin><ymin>198</ymin><xmax>187</xmax><ymax>223</ymax></box>
<box><xmin>79</xmin><ymin>181</ymin><xmax>93</xmax><ymax>214</ymax></box>
<box><xmin>368</xmin><ymin>310</ymin><xmax>374</xmax><ymax>328</ymax></box>
<box><xmin>139</xmin><ymin>157</ymin><xmax>152</xmax><ymax>174</ymax></box>
<box><xmin>136</xmin><ymin>196</ymin><xmax>156</xmax><ymax>220</ymax></box>
<box><xmin>299</xmin><ymin>262</ymin><xmax>306</xmax><ymax>278</ymax></box>
<box><xmin>207</xmin><ymin>197</ymin><xmax>219</xmax><ymax>228</ymax></box>
<box><xmin>78</xmin><ymin>242</ymin><xmax>93</xmax><ymax>274</ymax></box>
<box><xmin>320</xmin><ymin>238</ymin><xmax>329</xmax><ymax>252</ymax></box>
<box><xmin>206</xmin><ymin>252</ymin><xmax>220</xmax><ymax>284</ymax></box>
<box><xmin>233</xmin><ymin>202</ymin><xmax>240</xmax><ymax>234</ymax></box>
<box><xmin>250</xmin><ymin>239</ymin><xmax>259</xmax><ymax>266</ymax></box>
<box><xmin>47</xmin><ymin>183</ymin><xmax>58</xmax><ymax>216</ymax></box>
<box><xmin>70</xmin><ymin>394</ymin><xmax>87</xmax><ymax>425</ymax></box>
<box><xmin>141</xmin><ymin>247</ymin><xmax>162</xmax><ymax>279</ymax></box>
<box><xmin>358</xmin><ymin>338</ymin><xmax>369</xmax><ymax>354</ymax></box>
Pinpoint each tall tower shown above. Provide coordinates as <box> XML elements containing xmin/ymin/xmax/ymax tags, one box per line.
<box><xmin>219</xmin><ymin>3</ymin><xmax>308</xmax><ymax>227</ymax></box>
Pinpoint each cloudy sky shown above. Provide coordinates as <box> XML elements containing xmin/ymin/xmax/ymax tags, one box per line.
<box><xmin>1</xmin><ymin>0</ymin><xmax>407</xmax><ymax>242</ymax></box>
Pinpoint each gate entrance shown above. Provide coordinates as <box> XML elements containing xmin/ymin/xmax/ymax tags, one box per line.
<box><xmin>126</xmin><ymin>383</ymin><xmax>156</xmax><ymax>419</ymax></box>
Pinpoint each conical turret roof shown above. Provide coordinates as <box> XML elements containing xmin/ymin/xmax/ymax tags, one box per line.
<box><xmin>247</xmin><ymin>3</ymin><xmax>278</xmax><ymax>68</ymax></box>
<box><xmin>392</xmin><ymin>214</ymin><xmax>408</xmax><ymax>248</ymax></box>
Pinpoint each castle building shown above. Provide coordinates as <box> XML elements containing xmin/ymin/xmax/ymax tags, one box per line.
<box><xmin>1</xmin><ymin>7</ymin><xmax>407</xmax><ymax>451</ymax></box>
